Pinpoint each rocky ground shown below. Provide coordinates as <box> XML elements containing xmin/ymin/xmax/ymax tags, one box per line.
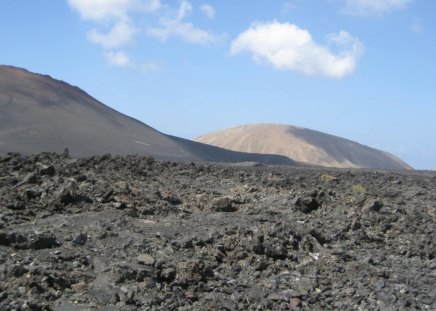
<box><xmin>0</xmin><ymin>153</ymin><xmax>435</xmax><ymax>311</ymax></box>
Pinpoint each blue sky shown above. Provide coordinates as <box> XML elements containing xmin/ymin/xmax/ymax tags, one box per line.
<box><xmin>0</xmin><ymin>0</ymin><xmax>435</xmax><ymax>169</ymax></box>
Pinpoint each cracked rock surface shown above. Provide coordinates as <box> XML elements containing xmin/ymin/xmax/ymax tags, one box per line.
<box><xmin>0</xmin><ymin>153</ymin><xmax>435</xmax><ymax>310</ymax></box>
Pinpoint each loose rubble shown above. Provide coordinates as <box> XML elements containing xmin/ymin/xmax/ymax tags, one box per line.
<box><xmin>0</xmin><ymin>153</ymin><xmax>435</xmax><ymax>310</ymax></box>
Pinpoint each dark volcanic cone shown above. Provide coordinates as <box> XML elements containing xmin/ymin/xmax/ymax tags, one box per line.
<box><xmin>0</xmin><ymin>66</ymin><xmax>294</xmax><ymax>165</ymax></box>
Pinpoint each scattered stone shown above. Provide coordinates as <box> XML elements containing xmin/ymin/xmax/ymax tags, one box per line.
<box><xmin>137</xmin><ymin>254</ymin><xmax>155</xmax><ymax>266</ymax></box>
<box><xmin>32</xmin><ymin>232</ymin><xmax>60</xmax><ymax>249</ymax></box>
<box><xmin>0</xmin><ymin>292</ymin><xmax>8</xmax><ymax>303</ymax></box>
<box><xmin>101</xmin><ymin>188</ymin><xmax>114</xmax><ymax>203</ymax></box>
<box><xmin>162</xmin><ymin>193</ymin><xmax>183</xmax><ymax>205</ymax></box>
<box><xmin>365</xmin><ymin>199</ymin><xmax>384</xmax><ymax>212</ymax></box>
<box><xmin>0</xmin><ymin>153</ymin><xmax>434</xmax><ymax>310</ymax></box>
<box><xmin>160</xmin><ymin>267</ymin><xmax>176</xmax><ymax>282</ymax></box>
<box><xmin>39</xmin><ymin>165</ymin><xmax>56</xmax><ymax>176</ymax></box>
<box><xmin>210</xmin><ymin>197</ymin><xmax>237</xmax><ymax>212</ymax></box>
<box><xmin>294</xmin><ymin>196</ymin><xmax>320</xmax><ymax>214</ymax></box>
<box><xmin>13</xmin><ymin>173</ymin><xmax>38</xmax><ymax>188</ymax></box>
<box><xmin>24</xmin><ymin>188</ymin><xmax>41</xmax><ymax>200</ymax></box>
<box><xmin>7</xmin><ymin>201</ymin><xmax>25</xmax><ymax>210</ymax></box>
<box><xmin>290</xmin><ymin>297</ymin><xmax>302</xmax><ymax>309</ymax></box>
<box><xmin>58</xmin><ymin>188</ymin><xmax>76</xmax><ymax>205</ymax></box>
<box><xmin>72</xmin><ymin>233</ymin><xmax>88</xmax><ymax>246</ymax></box>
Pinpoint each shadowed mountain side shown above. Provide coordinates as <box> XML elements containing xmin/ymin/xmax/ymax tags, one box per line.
<box><xmin>195</xmin><ymin>124</ymin><xmax>412</xmax><ymax>169</ymax></box>
<box><xmin>0</xmin><ymin>66</ymin><xmax>296</xmax><ymax>166</ymax></box>
<box><xmin>169</xmin><ymin>135</ymin><xmax>297</xmax><ymax>165</ymax></box>
<box><xmin>0</xmin><ymin>66</ymin><xmax>187</xmax><ymax>159</ymax></box>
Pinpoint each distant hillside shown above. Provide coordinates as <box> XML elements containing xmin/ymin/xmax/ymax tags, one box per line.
<box><xmin>0</xmin><ymin>66</ymin><xmax>295</xmax><ymax>166</ymax></box>
<box><xmin>195</xmin><ymin>124</ymin><xmax>412</xmax><ymax>169</ymax></box>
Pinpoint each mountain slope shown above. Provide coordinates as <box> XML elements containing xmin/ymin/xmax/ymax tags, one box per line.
<box><xmin>0</xmin><ymin>66</ymin><xmax>294</xmax><ymax>165</ymax></box>
<box><xmin>195</xmin><ymin>124</ymin><xmax>412</xmax><ymax>169</ymax></box>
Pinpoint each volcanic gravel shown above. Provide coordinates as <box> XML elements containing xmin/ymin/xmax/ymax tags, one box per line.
<box><xmin>0</xmin><ymin>153</ymin><xmax>435</xmax><ymax>310</ymax></box>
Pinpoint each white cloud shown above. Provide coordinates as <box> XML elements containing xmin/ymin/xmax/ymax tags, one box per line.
<box><xmin>200</xmin><ymin>4</ymin><xmax>215</xmax><ymax>19</ymax></box>
<box><xmin>105</xmin><ymin>52</ymin><xmax>162</xmax><ymax>72</ymax></box>
<box><xmin>68</xmin><ymin>0</ymin><xmax>156</xmax><ymax>50</ymax></box>
<box><xmin>411</xmin><ymin>18</ymin><xmax>424</xmax><ymax>34</ymax></box>
<box><xmin>230</xmin><ymin>21</ymin><xmax>363</xmax><ymax>79</ymax></box>
<box><xmin>141</xmin><ymin>61</ymin><xmax>160</xmax><ymax>73</ymax></box>
<box><xmin>105</xmin><ymin>51</ymin><xmax>132</xmax><ymax>67</ymax></box>
<box><xmin>340</xmin><ymin>0</ymin><xmax>413</xmax><ymax>17</ymax></box>
<box><xmin>137</xmin><ymin>0</ymin><xmax>161</xmax><ymax>13</ymax></box>
<box><xmin>67</xmin><ymin>0</ymin><xmax>161</xmax><ymax>67</ymax></box>
<box><xmin>67</xmin><ymin>0</ymin><xmax>160</xmax><ymax>21</ymax></box>
<box><xmin>147</xmin><ymin>22</ymin><xmax>217</xmax><ymax>45</ymax></box>
<box><xmin>67</xmin><ymin>0</ymin><xmax>131</xmax><ymax>21</ymax></box>
<box><xmin>88</xmin><ymin>20</ymin><xmax>137</xmax><ymax>48</ymax></box>
<box><xmin>176</xmin><ymin>0</ymin><xmax>193</xmax><ymax>22</ymax></box>
<box><xmin>68</xmin><ymin>0</ymin><xmax>218</xmax><ymax>67</ymax></box>
<box><xmin>146</xmin><ymin>0</ymin><xmax>219</xmax><ymax>45</ymax></box>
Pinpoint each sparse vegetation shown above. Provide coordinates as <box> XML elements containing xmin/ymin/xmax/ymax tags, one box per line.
<box><xmin>352</xmin><ymin>183</ymin><xmax>366</xmax><ymax>194</ymax></box>
<box><xmin>320</xmin><ymin>173</ymin><xmax>337</xmax><ymax>181</ymax></box>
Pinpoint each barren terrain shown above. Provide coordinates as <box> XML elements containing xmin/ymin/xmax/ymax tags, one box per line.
<box><xmin>0</xmin><ymin>153</ymin><xmax>434</xmax><ymax>310</ymax></box>
<box><xmin>0</xmin><ymin>66</ymin><xmax>293</xmax><ymax>166</ymax></box>
<box><xmin>195</xmin><ymin>124</ymin><xmax>411</xmax><ymax>169</ymax></box>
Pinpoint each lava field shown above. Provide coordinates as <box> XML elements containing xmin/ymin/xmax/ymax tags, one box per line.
<box><xmin>0</xmin><ymin>153</ymin><xmax>435</xmax><ymax>310</ymax></box>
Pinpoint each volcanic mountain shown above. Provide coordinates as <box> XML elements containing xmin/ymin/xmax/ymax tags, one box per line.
<box><xmin>0</xmin><ymin>65</ymin><xmax>294</xmax><ymax>165</ymax></box>
<box><xmin>195</xmin><ymin>124</ymin><xmax>412</xmax><ymax>169</ymax></box>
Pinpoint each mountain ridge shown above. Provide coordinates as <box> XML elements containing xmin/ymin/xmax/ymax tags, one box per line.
<box><xmin>0</xmin><ymin>65</ymin><xmax>295</xmax><ymax>166</ymax></box>
<box><xmin>195</xmin><ymin>123</ymin><xmax>412</xmax><ymax>169</ymax></box>
<box><xmin>0</xmin><ymin>65</ymin><xmax>412</xmax><ymax>169</ymax></box>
